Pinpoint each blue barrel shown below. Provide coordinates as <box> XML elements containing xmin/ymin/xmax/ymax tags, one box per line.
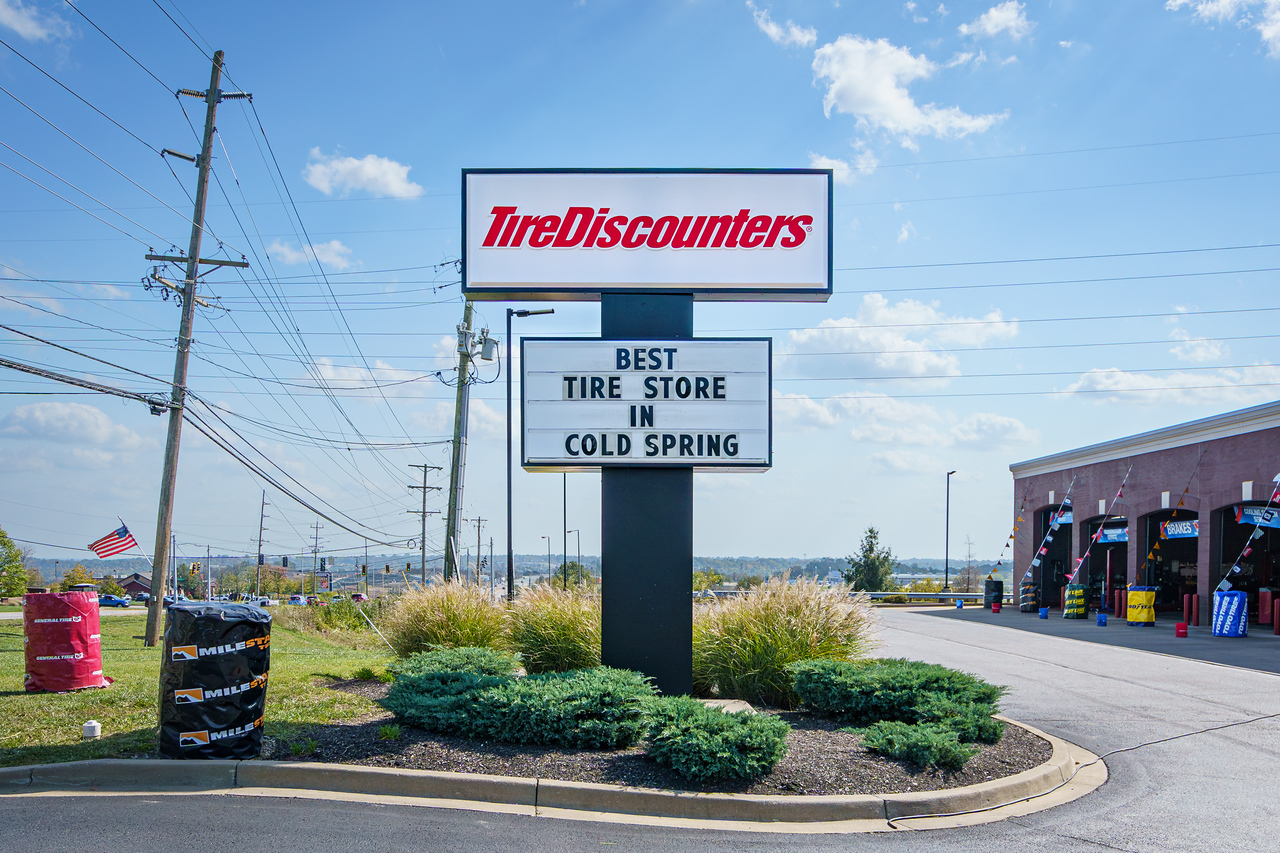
<box><xmin>1097</xmin><ymin>613</ymin><xmax>1107</xmax><ymax>627</ymax></box>
<box><xmin>1212</xmin><ymin>590</ymin><xmax>1248</xmax><ymax>637</ymax></box>
<box><xmin>955</xmin><ymin>599</ymin><xmax>964</xmax><ymax>609</ymax></box>
<box><xmin>1038</xmin><ymin>607</ymin><xmax>1049</xmax><ymax>619</ymax></box>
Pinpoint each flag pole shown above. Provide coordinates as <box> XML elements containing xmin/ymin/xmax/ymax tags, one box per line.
<box><xmin>118</xmin><ymin>517</ymin><xmax>155</xmax><ymax>570</ymax></box>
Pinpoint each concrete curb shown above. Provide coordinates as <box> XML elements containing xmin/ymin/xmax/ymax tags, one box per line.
<box><xmin>0</xmin><ymin>718</ymin><xmax>1098</xmax><ymax>827</ymax></box>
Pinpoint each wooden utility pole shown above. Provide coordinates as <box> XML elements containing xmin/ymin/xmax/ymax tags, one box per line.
<box><xmin>443</xmin><ymin>302</ymin><xmax>474</xmax><ymax>581</ymax></box>
<box><xmin>408</xmin><ymin>463</ymin><xmax>441</xmax><ymax>585</ymax></box>
<box><xmin>254</xmin><ymin>491</ymin><xmax>268</xmax><ymax>597</ymax></box>
<box><xmin>143</xmin><ymin>51</ymin><xmax>250</xmax><ymax>645</ymax></box>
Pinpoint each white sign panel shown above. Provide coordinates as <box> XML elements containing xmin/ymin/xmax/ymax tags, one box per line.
<box><xmin>522</xmin><ymin>338</ymin><xmax>772</xmax><ymax>471</ymax></box>
<box><xmin>463</xmin><ymin>169</ymin><xmax>831</xmax><ymax>302</ymax></box>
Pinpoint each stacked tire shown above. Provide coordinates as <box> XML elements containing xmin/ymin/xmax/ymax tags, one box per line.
<box><xmin>158</xmin><ymin>602</ymin><xmax>271</xmax><ymax>759</ymax></box>
<box><xmin>1019</xmin><ymin>581</ymin><xmax>1039</xmax><ymax>613</ymax></box>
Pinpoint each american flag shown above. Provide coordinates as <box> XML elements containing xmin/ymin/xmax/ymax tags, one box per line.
<box><xmin>88</xmin><ymin>525</ymin><xmax>139</xmax><ymax>559</ymax></box>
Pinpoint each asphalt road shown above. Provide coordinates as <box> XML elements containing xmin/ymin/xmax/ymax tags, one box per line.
<box><xmin>3</xmin><ymin>608</ymin><xmax>1277</xmax><ymax>852</ymax></box>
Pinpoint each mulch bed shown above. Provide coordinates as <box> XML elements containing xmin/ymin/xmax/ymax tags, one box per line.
<box><xmin>260</xmin><ymin>678</ymin><xmax>1052</xmax><ymax>796</ymax></box>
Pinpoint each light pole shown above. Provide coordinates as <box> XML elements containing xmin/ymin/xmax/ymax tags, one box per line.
<box><xmin>541</xmin><ymin>535</ymin><xmax>551</xmax><ymax>586</ymax></box>
<box><xmin>945</xmin><ymin>470</ymin><xmax>957</xmax><ymax>591</ymax></box>
<box><xmin>507</xmin><ymin>308</ymin><xmax>554</xmax><ymax>602</ymax></box>
<box><xmin>562</xmin><ymin>473</ymin><xmax>567</xmax><ymax>590</ymax></box>
<box><xmin>567</xmin><ymin>529</ymin><xmax>580</xmax><ymax>588</ymax></box>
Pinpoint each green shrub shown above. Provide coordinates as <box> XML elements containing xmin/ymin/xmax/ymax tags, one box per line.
<box><xmin>858</xmin><ymin>720</ymin><xmax>977</xmax><ymax>770</ymax></box>
<box><xmin>915</xmin><ymin>694</ymin><xmax>1003</xmax><ymax>744</ymax></box>
<box><xmin>390</xmin><ymin>646</ymin><xmax>520</xmax><ymax>679</ymax></box>
<box><xmin>381</xmin><ymin>670</ymin><xmax>509</xmax><ymax>732</ymax></box>
<box><xmin>508</xmin><ymin>585</ymin><xmax>601</xmax><ymax>674</ymax></box>
<box><xmin>646</xmin><ymin>697</ymin><xmax>790</xmax><ymax>783</ymax></box>
<box><xmin>463</xmin><ymin>668</ymin><xmax>655</xmax><ymax>749</ymax></box>
<box><xmin>381</xmin><ymin>665</ymin><xmax>656</xmax><ymax>750</ymax></box>
<box><xmin>314</xmin><ymin>598</ymin><xmax>371</xmax><ymax>632</ymax></box>
<box><xmin>788</xmin><ymin>658</ymin><xmax>1004</xmax><ymax>727</ymax></box>
<box><xmin>381</xmin><ymin>581</ymin><xmax>508</xmax><ymax>656</ymax></box>
<box><xmin>692</xmin><ymin>578</ymin><xmax>877</xmax><ymax>708</ymax></box>
<box><xmin>378</xmin><ymin>724</ymin><xmax>401</xmax><ymax>740</ymax></box>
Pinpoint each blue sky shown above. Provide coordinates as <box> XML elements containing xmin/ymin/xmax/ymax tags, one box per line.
<box><xmin>1</xmin><ymin>0</ymin><xmax>1278</xmax><ymax>567</ymax></box>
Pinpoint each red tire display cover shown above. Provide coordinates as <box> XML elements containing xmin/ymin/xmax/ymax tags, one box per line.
<box><xmin>23</xmin><ymin>591</ymin><xmax>112</xmax><ymax>692</ymax></box>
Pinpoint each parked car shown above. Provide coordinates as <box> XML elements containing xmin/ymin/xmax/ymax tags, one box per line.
<box><xmin>97</xmin><ymin>595</ymin><xmax>129</xmax><ymax>608</ymax></box>
<box><xmin>306</xmin><ymin>596</ymin><xmax>327</xmax><ymax>606</ymax></box>
<box><xmin>350</xmin><ymin>593</ymin><xmax>369</xmax><ymax>603</ymax></box>
<box><xmin>253</xmin><ymin>597</ymin><xmax>279</xmax><ymax>607</ymax></box>
<box><xmin>133</xmin><ymin>593</ymin><xmax>150</xmax><ymax>604</ymax></box>
<box><xmin>287</xmin><ymin>595</ymin><xmax>306</xmax><ymax>606</ymax></box>
<box><xmin>331</xmin><ymin>594</ymin><xmax>345</xmax><ymax>602</ymax></box>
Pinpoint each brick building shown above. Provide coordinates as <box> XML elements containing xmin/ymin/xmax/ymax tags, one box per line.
<box><xmin>1010</xmin><ymin>401</ymin><xmax>1280</xmax><ymax>617</ymax></box>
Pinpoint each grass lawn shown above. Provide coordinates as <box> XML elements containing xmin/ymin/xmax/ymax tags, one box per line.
<box><xmin>0</xmin><ymin>612</ymin><xmax>393</xmax><ymax>767</ymax></box>
<box><xmin>0</xmin><ymin>605</ymin><xmax>21</xmax><ymax>613</ymax></box>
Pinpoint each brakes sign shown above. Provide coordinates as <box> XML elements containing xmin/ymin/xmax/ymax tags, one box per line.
<box><xmin>463</xmin><ymin>169</ymin><xmax>831</xmax><ymax>301</ymax></box>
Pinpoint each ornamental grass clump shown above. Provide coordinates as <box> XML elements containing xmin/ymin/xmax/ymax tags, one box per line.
<box><xmin>692</xmin><ymin>577</ymin><xmax>877</xmax><ymax>708</ymax></box>
<box><xmin>381</xmin><ymin>581</ymin><xmax>508</xmax><ymax>657</ymax></box>
<box><xmin>508</xmin><ymin>584</ymin><xmax>601</xmax><ymax>674</ymax></box>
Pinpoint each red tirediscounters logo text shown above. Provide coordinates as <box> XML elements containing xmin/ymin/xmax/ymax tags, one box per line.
<box><xmin>480</xmin><ymin>206</ymin><xmax>814</xmax><ymax>251</ymax></box>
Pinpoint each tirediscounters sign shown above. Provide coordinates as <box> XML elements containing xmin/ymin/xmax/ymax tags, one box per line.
<box><xmin>521</xmin><ymin>338</ymin><xmax>771</xmax><ymax>471</ymax></box>
<box><xmin>462</xmin><ymin>169</ymin><xmax>832</xmax><ymax>301</ymax></box>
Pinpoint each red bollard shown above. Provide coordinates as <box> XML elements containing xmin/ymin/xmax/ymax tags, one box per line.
<box><xmin>1260</xmin><ymin>589</ymin><xmax>1274</xmax><ymax>626</ymax></box>
<box><xmin>1183</xmin><ymin>593</ymin><xmax>1192</xmax><ymax>626</ymax></box>
<box><xmin>1059</xmin><ymin>586</ymin><xmax>1067</xmax><ymax>611</ymax></box>
<box><xmin>1116</xmin><ymin>589</ymin><xmax>1127</xmax><ymax>618</ymax></box>
<box><xmin>1274</xmin><ymin>601</ymin><xmax>1279</xmax><ymax>636</ymax></box>
<box><xmin>1192</xmin><ymin>594</ymin><xmax>1200</xmax><ymax>627</ymax></box>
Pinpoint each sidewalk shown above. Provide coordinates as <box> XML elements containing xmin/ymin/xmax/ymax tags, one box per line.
<box><xmin>912</xmin><ymin>604</ymin><xmax>1280</xmax><ymax>674</ymax></box>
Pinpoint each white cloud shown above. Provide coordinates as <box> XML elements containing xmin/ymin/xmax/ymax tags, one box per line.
<box><xmin>411</xmin><ymin>399</ymin><xmax>504</xmax><ymax>438</ymax></box>
<box><xmin>1167</xmin><ymin>0</ymin><xmax>1280</xmax><ymax>56</ymax></box>
<box><xmin>905</xmin><ymin>2</ymin><xmax>929</xmax><ymax>23</ymax></box>
<box><xmin>896</xmin><ymin>221</ymin><xmax>916</xmax><ymax>242</ymax></box>
<box><xmin>1001</xmin><ymin>54</ymin><xmax>1019</xmax><ymax>64</ymax></box>
<box><xmin>951</xmin><ymin>412</ymin><xmax>1037</xmax><ymax>447</ymax></box>
<box><xmin>1169</xmin><ymin>327</ymin><xmax>1226</xmax><ymax>362</ymax></box>
<box><xmin>267</xmin><ymin>239</ymin><xmax>354</xmax><ymax>271</ymax></box>
<box><xmin>936</xmin><ymin>3</ymin><xmax>950</xmax><ymax>15</ymax></box>
<box><xmin>1066</xmin><ymin>365</ymin><xmax>1280</xmax><ymax>406</ymax></box>
<box><xmin>1059</xmin><ymin>40</ymin><xmax>1074</xmax><ymax>47</ymax></box>
<box><xmin>747</xmin><ymin>1</ymin><xmax>817</xmax><ymax>47</ymax></box>
<box><xmin>0</xmin><ymin>402</ymin><xmax>143</xmax><ymax>449</ymax></box>
<box><xmin>0</xmin><ymin>0</ymin><xmax>70</xmax><ymax>41</ymax></box>
<box><xmin>870</xmin><ymin>449</ymin><xmax>943</xmax><ymax>474</ymax></box>
<box><xmin>311</xmin><ymin>357</ymin><xmax>431</xmax><ymax>394</ymax></box>
<box><xmin>808</xmin><ymin>148</ymin><xmax>878</xmax><ymax>184</ymax></box>
<box><xmin>959</xmin><ymin>1</ymin><xmax>1034</xmax><ymax>41</ymax></box>
<box><xmin>785</xmin><ymin>294</ymin><xmax>1018</xmax><ymax>379</ymax></box>
<box><xmin>812</xmin><ymin>35</ymin><xmax>1008</xmax><ymax>142</ymax></box>
<box><xmin>303</xmin><ymin>148</ymin><xmax>424</xmax><ymax>198</ymax></box>
<box><xmin>772</xmin><ymin>391</ymin><xmax>843</xmax><ymax>431</ymax></box>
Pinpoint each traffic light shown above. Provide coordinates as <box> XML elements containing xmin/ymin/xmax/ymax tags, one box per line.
<box><xmin>282</xmin><ymin>556</ymin><xmax>289</xmax><ymax>568</ymax></box>
<box><xmin>361</xmin><ymin>564</ymin><xmax>367</xmax><ymax>577</ymax></box>
<box><xmin>258</xmin><ymin>553</ymin><xmax>265</xmax><ymax>566</ymax></box>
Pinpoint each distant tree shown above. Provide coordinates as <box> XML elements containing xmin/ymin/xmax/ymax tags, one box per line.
<box><xmin>55</xmin><ymin>564</ymin><xmax>97</xmax><ymax>592</ymax></box>
<box><xmin>843</xmin><ymin>527</ymin><xmax>898</xmax><ymax>592</ymax></box>
<box><xmin>737</xmin><ymin>574</ymin><xmax>765</xmax><ymax>591</ymax></box>
<box><xmin>555</xmin><ymin>561</ymin><xmax>595</xmax><ymax>588</ymax></box>
<box><xmin>0</xmin><ymin>526</ymin><xmax>24</xmax><ymax>597</ymax></box>
<box><xmin>692</xmin><ymin>569</ymin><xmax>725</xmax><ymax>592</ymax></box>
<box><xmin>98</xmin><ymin>577</ymin><xmax>126</xmax><ymax>597</ymax></box>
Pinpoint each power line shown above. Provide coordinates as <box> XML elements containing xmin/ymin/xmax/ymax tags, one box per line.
<box><xmin>0</xmin><ymin>35</ymin><xmax>157</xmax><ymax>152</ymax></box>
<box><xmin>0</xmin><ymin>159</ymin><xmax>154</xmax><ymax>246</ymax></box>
<box><xmin>62</xmin><ymin>0</ymin><xmax>172</xmax><ymax>92</ymax></box>
<box><xmin>836</xmin><ymin>240</ymin><xmax>1280</xmax><ymax>272</ymax></box>
<box><xmin>839</xmin><ymin>168</ymin><xmax>1280</xmax><ymax>208</ymax></box>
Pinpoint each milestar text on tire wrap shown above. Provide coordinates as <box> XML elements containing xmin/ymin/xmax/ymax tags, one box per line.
<box><xmin>158</xmin><ymin>602</ymin><xmax>271</xmax><ymax>760</ymax></box>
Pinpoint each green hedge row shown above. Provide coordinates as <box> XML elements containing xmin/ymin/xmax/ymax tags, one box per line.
<box><xmin>381</xmin><ymin>648</ymin><xmax>791</xmax><ymax>781</ymax></box>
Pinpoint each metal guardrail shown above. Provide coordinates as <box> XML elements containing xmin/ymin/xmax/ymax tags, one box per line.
<box><xmin>863</xmin><ymin>591</ymin><xmax>1016</xmax><ymax>603</ymax></box>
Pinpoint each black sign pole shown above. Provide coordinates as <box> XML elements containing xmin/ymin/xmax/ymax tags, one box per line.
<box><xmin>599</xmin><ymin>293</ymin><xmax>694</xmax><ymax>696</ymax></box>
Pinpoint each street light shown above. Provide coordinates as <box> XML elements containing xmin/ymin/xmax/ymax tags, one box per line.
<box><xmin>541</xmin><ymin>535</ymin><xmax>551</xmax><ymax>586</ymax></box>
<box><xmin>507</xmin><ymin>308</ymin><xmax>554</xmax><ymax>602</ymax></box>
<box><xmin>945</xmin><ymin>470</ymin><xmax>957</xmax><ymax>591</ymax></box>
<box><xmin>565</xmin><ymin>529</ymin><xmax>580</xmax><ymax>589</ymax></box>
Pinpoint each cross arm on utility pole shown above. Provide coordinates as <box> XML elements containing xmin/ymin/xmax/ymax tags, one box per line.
<box><xmin>146</xmin><ymin>253</ymin><xmax>249</xmax><ymax>269</ymax></box>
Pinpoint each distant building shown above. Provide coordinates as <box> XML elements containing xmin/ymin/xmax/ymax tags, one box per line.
<box><xmin>98</xmin><ymin>572</ymin><xmax>151</xmax><ymax>596</ymax></box>
<box><xmin>1011</xmin><ymin>400</ymin><xmax>1280</xmax><ymax>617</ymax></box>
